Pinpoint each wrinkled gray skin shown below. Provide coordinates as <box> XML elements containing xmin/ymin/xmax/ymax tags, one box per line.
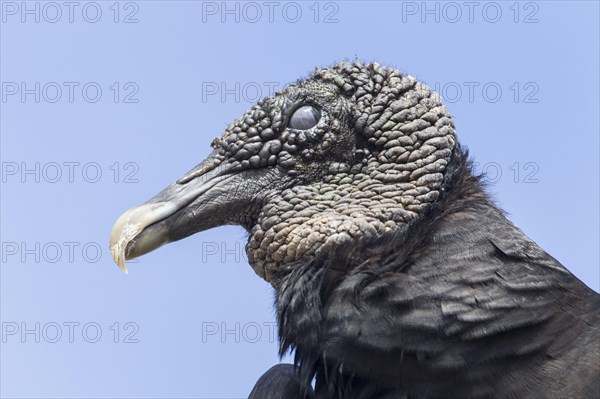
<box><xmin>245</xmin><ymin>65</ymin><xmax>454</xmax><ymax>281</ymax></box>
<box><xmin>110</xmin><ymin>61</ymin><xmax>599</xmax><ymax>399</ymax></box>
<box><xmin>113</xmin><ymin>61</ymin><xmax>455</xmax><ymax>281</ymax></box>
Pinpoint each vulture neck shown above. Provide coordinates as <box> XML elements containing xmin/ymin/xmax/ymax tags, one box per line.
<box><xmin>274</xmin><ymin>153</ymin><xmax>598</xmax><ymax>398</ymax></box>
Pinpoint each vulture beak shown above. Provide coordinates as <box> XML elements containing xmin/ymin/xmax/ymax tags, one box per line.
<box><xmin>109</xmin><ymin>150</ymin><xmax>233</xmax><ymax>273</ymax></box>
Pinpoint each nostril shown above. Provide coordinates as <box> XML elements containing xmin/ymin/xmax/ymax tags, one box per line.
<box><xmin>176</xmin><ymin>151</ymin><xmax>225</xmax><ymax>185</ymax></box>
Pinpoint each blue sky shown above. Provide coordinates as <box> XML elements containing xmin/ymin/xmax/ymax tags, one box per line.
<box><xmin>1</xmin><ymin>1</ymin><xmax>599</xmax><ymax>398</ymax></box>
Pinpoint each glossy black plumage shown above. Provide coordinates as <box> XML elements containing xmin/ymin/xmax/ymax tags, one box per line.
<box><xmin>248</xmin><ymin>364</ymin><xmax>314</xmax><ymax>399</ymax></box>
<box><xmin>253</xmin><ymin>147</ymin><xmax>600</xmax><ymax>399</ymax></box>
<box><xmin>108</xmin><ymin>61</ymin><xmax>599</xmax><ymax>399</ymax></box>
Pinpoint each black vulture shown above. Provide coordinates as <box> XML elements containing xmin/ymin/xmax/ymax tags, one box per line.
<box><xmin>110</xmin><ymin>61</ymin><xmax>600</xmax><ymax>399</ymax></box>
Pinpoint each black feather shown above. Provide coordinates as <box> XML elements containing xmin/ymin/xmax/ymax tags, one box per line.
<box><xmin>272</xmin><ymin>146</ymin><xmax>600</xmax><ymax>399</ymax></box>
<box><xmin>248</xmin><ymin>364</ymin><xmax>314</xmax><ymax>399</ymax></box>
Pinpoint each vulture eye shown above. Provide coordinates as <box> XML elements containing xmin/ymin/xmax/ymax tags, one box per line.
<box><xmin>288</xmin><ymin>104</ymin><xmax>321</xmax><ymax>130</ymax></box>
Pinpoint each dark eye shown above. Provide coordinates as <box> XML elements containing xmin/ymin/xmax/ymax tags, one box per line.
<box><xmin>288</xmin><ymin>104</ymin><xmax>321</xmax><ymax>130</ymax></box>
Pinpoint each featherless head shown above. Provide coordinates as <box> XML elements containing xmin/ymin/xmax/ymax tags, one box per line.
<box><xmin>109</xmin><ymin>61</ymin><xmax>600</xmax><ymax>399</ymax></box>
<box><xmin>110</xmin><ymin>61</ymin><xmax>457</xmax><ymax>282</ymax></box>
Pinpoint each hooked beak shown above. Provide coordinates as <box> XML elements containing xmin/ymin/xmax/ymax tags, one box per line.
<box><xmin>109</xmin><ymin>150</ymin><xmax>232</xmax><ymax>273</ymax></box>
<box><xmin>109</xmin><ymin>150</ymin><xmax>290</xmax><ymax>273</ymax></box>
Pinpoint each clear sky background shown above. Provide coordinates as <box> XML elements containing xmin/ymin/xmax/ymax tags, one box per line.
<box><xmin>1</xmin><ymin>1</ymin><xmax>598</xmax><ymax>398</ymax></box>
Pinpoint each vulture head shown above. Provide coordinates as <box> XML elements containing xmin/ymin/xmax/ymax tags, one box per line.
<box><xmin>110</xmin><ymin>61</ymin><xmax>599</xmax><ymax>398</ymax></box>
<box><xmin>110</xmin><ymin>61</ymin><xmax>456</xmax><ymax>281</ymax></box>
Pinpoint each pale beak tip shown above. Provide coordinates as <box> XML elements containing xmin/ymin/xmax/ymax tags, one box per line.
<box><xmin>109</xmin><ymin>202</ymin><xmax>175</xmax><ymax>273</ymax></box>
<box><xmin>110</xmin><ymin>242</ymin><xmax>129</xmax><ymax>274</ymax></box>
<box><xmin>118</xmin><ymin>261</ymin><xmax>129</xmax><ymax>274</ymax></box>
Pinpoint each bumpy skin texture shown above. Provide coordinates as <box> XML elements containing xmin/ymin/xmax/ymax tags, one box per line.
<box><xmin>272</xmin><ymin>153</ymin><xmax>600</xmax><ymax>399</ymax></box>
<box><xmin>237</xmin><ymin>62</ymin><xmax>598</xmax><ymax>398</ymax></box>
<box><xmin>210</xmin><ymin>62</ymin><xmax>455</xmax><ymax>282</ymax></box>
<box><xmin>116</xmin><ymin>61</ymin><xmax>599</xmax><ymax>398</ymax></box>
